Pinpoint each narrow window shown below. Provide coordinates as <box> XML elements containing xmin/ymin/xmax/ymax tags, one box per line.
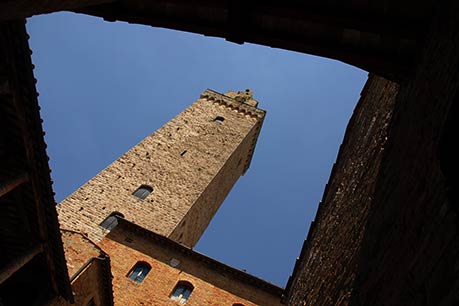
<box><xmin>132</xmin><ymin>185</ymin><xmax>153</xmax><ymax>200</ymax></box>
<box><xmin>127</xmin><ymin>262</ymin><xmax>151</xmax><ymax>283</ymax></box>
<box><xmin>171</xmin><ymin>281</ymin><xmax>194</xmax><ymax>304</ymax></box>
<box><xmin>214</xmin><ymin>116</ymin><xmax>224</xmax><ymax>123</ymax></box>
<box><xmin>100</xmin><ymin>212</ymin><xmax>124</xmax><ymax>231</ymax></box>
<box><xmin>180</xmin><ymin>150</ymin><xmax>187</xmax><ymax>156</ymax></box>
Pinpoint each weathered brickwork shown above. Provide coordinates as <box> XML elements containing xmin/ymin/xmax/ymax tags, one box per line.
<box><xmin>66</xmin><ymin>259</ymin><xmax>111</xmax><ymax>306</ymax></box>
<box><xmin>57</xmin><ymin>90</ymin><xmax>265</xmax><ymax>246</ymax></box>
<box><xmin>285</xmin><ymin>75</ymin><xmax>399</xmax><ymax>305</ymax></box>
<box><xmin>50</xmin><ymin>230</ymin><xmax>114</xmax><ymax>306</ymax></box>
<box><xmin>99</xmin><ymin>220</ymin><xmax>283</xmax><ymax>306</ymax></box>
<box><xmin>61</xmin><ymin>230</ymin><xmax>103</xmax><ymax>277</ymax></box>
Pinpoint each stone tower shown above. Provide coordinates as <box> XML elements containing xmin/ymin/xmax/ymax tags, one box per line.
<box><xmin>57</xmin><ymin>89</ymin><xmax>265</xmax><ymax>247</ymax></box>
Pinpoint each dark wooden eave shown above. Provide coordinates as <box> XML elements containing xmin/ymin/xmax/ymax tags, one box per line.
<box><xmin>0</xmin><ymin>20</ymin><xmax>73</xmax><ymax>302</ymax></box>
<box><xmin>74</xmin><ymin>0</ymin><xmax>436</xmax><ymax>81</ymax></box>
<box><xmin>0</xmin><ymin>0</ymin><xmax>438</xmax><ymax>81</ymax></box>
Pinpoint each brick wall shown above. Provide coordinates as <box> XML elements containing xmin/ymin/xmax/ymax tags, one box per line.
<box><xmin>169</xmin><ymin>116</ymin><xmax>261</xmax><ymax>245</ymax></box>
<box><xmin>99</xmin><ymin>222</ymin><xmax>282</xmax><ymax>306</ymax></box>
<box><xmin>68</xmin><ymin>259</ymin><xmax>111</xmax><ymax>306</ymax></box>
<box><xmin>57</xmin><ymin>91</ymin><xmax>264</xmax><ymax>246</ymax></box>
<box><xmin>50</xmin><ymin>230</ymin><xmax>113</xmax><ymax>306</ymax></box>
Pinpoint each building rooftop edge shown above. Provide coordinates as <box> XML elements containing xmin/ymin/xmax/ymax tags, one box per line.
<box><xmin>113</xmin><ymin>217</ymin><xmax>285</xmax><ymax>297</ymax></box>
<box><xmin>60</xmin><ymin>229</ymin><xmax>115</xmax><ymax>306</ymax></box>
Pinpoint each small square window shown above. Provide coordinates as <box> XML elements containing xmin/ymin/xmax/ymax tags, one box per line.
<box><xmin>132</xmin><ymin>185</ymin><xmax>153</xmax><ymax>200</ymax></box>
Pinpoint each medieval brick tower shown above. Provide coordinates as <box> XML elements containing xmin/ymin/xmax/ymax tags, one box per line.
<box><xmin>57</xmin><ymin>89</ymin><xmax>265</xmax><ymax>247</ymax></box>
<box><xmin>55</xmin><ymin>89</ymin><xmax>285</xmax><ymax>306</ymax></box>
<box><xmin>56</xmin><ymin>89</ymin><xmax>283</xmax><ymax>306</ymax></box>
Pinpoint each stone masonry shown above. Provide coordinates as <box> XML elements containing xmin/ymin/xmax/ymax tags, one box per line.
<box><xmin>286</xmin><ymin>2</ymin><xmax>459</xmax><ymax>305</ymax></box>
<box><xmin>57</xmin><ymin>89</ymin><xmax>265</xmax><ymax>247</ymax></box>
<box><xmin>285</xmin><ymin>74</ymin><xmax>399</xmax><ymax>305</ymax></box>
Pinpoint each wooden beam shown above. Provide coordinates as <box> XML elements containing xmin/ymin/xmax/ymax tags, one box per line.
<box><xmin>0</xmin><ymin>172</ymin><xmax>29</xmax><ymax>198</ymax></box>
<box><xmin>0</xmin><ymin>244</ymin><xmax>43</xmax><ymax>284</ymax></box>
<box><xmin>0</xmin><ymin>0</ymin><xmax>116</xmax><ymax>20</ymax></box>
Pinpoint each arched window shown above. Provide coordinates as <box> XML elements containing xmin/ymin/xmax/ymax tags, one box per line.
<box><xmin>127</xmin><ymin>262</ymin><xmax>151</xmax><ymax>283</ymax></box>
<box><xmin>214</xmin><ymin>116</ymin><xmax>225</xmax><ymax>123</ymax></box>
<box><xmin>132</xmin><ymin>185</ymin><xmax>153</xmax><ymax>200</ymax></box>
<box><xmin>170</xmin><ymin>281</ymin><xmax>193</xmax><ymax>304</ymax></box>
<box><xmin>100</xmin><ymin>212</ymin><xmax>124</xmax><ymax>230</ymax></box>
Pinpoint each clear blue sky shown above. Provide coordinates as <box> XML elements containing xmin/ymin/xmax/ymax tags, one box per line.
<box><xmin>27</xmin><ymin>12</ymin><xmax>367</xmax><ymax>288</ymax></box>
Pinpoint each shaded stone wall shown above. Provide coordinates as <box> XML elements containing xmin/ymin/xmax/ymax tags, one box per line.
<box><xmin>286</xmin><ymin>75</ymin><xmax>399</xmax><ymax>305</ymax></box>
<box><xmin>351</xmin><ymin>2</ymin><xmax>459</xmax><ymax>305</ymax></box>
<box><xmin>288</xmin><ymin>2</ymin><xmax>459</xmax><ymax>305</ymax></box>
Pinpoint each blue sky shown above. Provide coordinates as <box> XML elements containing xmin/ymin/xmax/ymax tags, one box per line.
<box><xmin>27</xmin><ymin>12</ymin><xmax>367</xmax><ymax>287</ymax></box>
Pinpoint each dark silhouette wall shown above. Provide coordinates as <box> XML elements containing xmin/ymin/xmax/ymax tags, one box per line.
<box><xmin>286</xmin><ymin>2</ymin><xmax>459</xmax><ymax>305</ymax></box>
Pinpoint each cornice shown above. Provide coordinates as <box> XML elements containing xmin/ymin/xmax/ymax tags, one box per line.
<box><xmin>200</xmin><ymin>89</ymin><xmax>266</xmax><ymax>119</ymax></box>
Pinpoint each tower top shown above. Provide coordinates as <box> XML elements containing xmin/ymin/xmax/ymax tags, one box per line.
<box><xmin>224</xmin><ymin>89</ymin><xmax>259</xmax><ymax>107</ymax></box>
